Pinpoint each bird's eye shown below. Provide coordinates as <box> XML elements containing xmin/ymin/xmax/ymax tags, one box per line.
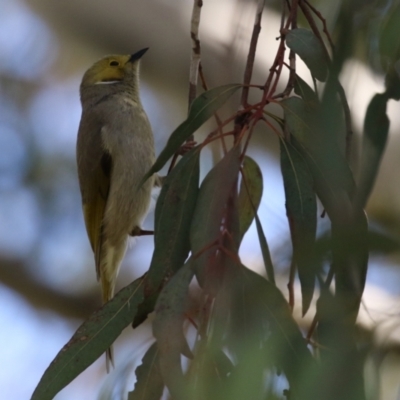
<box><xmin>109</xmin><ymin>61</ymin><xmax>119</xmax><ymax>66</ymax></box>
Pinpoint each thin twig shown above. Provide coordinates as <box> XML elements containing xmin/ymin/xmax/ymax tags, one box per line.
<box><xmin>304</xmin><ymin>0</ymin><xmax>335</xmax><ymax>51</ymax></box>
<box><xmin>188</xmin><ymin>0</ymin><xmax>203</xmax><ymax>109</ymax></box>
<box><xmin>281</xmin><ymin>0</ymin><xmax>298</xmax><ymax>97</ymax></box>
<box><xmin>241</xmin><ymin>0</ymin><xmax>266</xmax><ymax>107</ymax></box>
<box><xmin>262</xmin><ymin>4</ymin><xmax>292</xmax><ymax>100</ymax></box>
<box><xmin>187</xmin><ymin>0</ymin><xmax>203</xmax><ymax>142</ymax></box>
<box><xmin>167</xmin><ymin>0</ymin><xmax>203</xmax><ymax>174</ymax></box>
<box><xmin>298</xmin><ymin>1</ymin><xmax>330</xmax><ymax>60</ymax></box>
<box><xmin>199</xmin><ymin>62</ymin><xmax>228</xmax><ymax>154</ymax></box>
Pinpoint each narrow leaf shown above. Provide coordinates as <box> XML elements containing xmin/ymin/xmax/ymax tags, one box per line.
<box><xmin>355</xmin><ymin>93</ymin><xmax>390</xmax><ymax>209</ymax></box>
<box><xmin>190</xmin><ymin>146</ymin><xmax>241</xmax><ymax>272</ymax></box>
<box><xmin>294</xmin><ymin>74</ymin><xmax>319</xmax><ymax>103</ymax></box>
<box><xmin>282</xmin><ymin>96</ymin><xmax>368</xmax><ymax>324</ymax></box>
<box><xmin>31</xmin><ymin>278</ymin><xmax>145</xmax><ymax>400</ymax></box>
<box><xmin>133</xmin><ymin>148</ymin><xmax>200</xmax><ymax>327</ymax></box>
<box><xmin>280</xmin><ymin>140</ymin><xmax>317</xmax><ymax>314</ymax></box>
<box><xmin>226</xmin><ymin>263</ymin><xmax>314</xmax><ymax>390</ymax></box>
<box><xmin>254</xmin><ymin>213</ymin><xmax>275</xmax><ymax>285</ymax></box>
<box><xmin>281</xmin><ymin>96</ymin><xmax>355</xmax><ymax>202</ymax></box>
<box><xmin>129</xmin><ymin>343</ymin><xmax>164</xmax><ymax>400</ymax></box>
<box><xmin>152</xmin><ymin>261</ymin><xmax>195</xmax><ymax>397</ymax></box>
<box><xmin>238</xmin><ymin>156</ymin><xmax>263</xmax><ymax>240</ymax></box>
<box><xmin>286</xmin><ymin>28</ymin><xmax>328</xmax><ymax>82</ymax></box>
<box><xmin>142</xmin><ymin>84</ymin><xmax>241</xmax><ymax>183</ymax></box>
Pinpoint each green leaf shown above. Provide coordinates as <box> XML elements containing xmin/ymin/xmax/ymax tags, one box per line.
<box><xmin>133</xmin><ymin>148</ymin><xmax>200</xmax><ymax>327</ymax></box>
<box><xmin>226</xmin><ymin>263</ymin><xmax>314</xmax><ymax>391</ymax></box>
<box><xmin>294</xmin><ymin>74</ymin><xmax>319</xmax><ymax>103</ymax></box>
<box><xmin>281</xmin><ymin>96</ymin><xmax>355</xmax><ymax>204</ymax></box>
<box><xmin>187</xmin><ymin>345</ymin><xmax>235</xmax><ymax>400</ymax></box>
<box><xmin>286</xmin><ymin>28</ymin><xmax>328</xmax><ymax>82</ymax></box>
<box><xmin>238</xmin><ymin>156</ymin><xmax>263</xmax><ymax>240</ymax></box>
<box><xmin>380</xmin><ymin>5</ymin><xmax>400</xmax><ymax>68</ymax></box>
<box><xmin>31</xmin><ymin>278</ymin><xmax>145</xmax><ymax>400</ymax></box>
<box><xmin>238</xmin><ymin>158</ymin><xmax>275</xmax><ymax>286</ymax></box>
<box><xmin>280</xmin><ymin>140</ymin><xmax>317</xmax><ymax>315</ymax></box>
<box><xmin>141</xmin><ymin>84</ymin><xmax>242</xmax><ymax>183</ymax></box>
<box><xmin>190</xmin><ymin>146</ymin><xmax>241</xmax><ymax>273</ymax></box>
<box><xmin>282</xmin><ymin>97</ymin><xmax>368</xmax><ymax>324</ymax></box>
<box><xmin>356</xmin><ymin>93</ymin><xmax>390</xmax><ymax>209</ymax></box>
<box><xmin>128</xmin><ymin>343</ymin><xmax>164</xmax><ymax>400</ymax></box>
<box><xmin>152</xmin><ymin>261</ymin><xmax>195</xmax><ymax>397</ymax></box>
<box><xmin>254</xmin><ymin>214</ymin><xmax>275</xmax><ymax>285</ymax></box>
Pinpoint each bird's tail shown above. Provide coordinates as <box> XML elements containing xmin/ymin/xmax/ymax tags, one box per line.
<box><xmin>98</xmin><ymin>239</ymin><xmax>128</xmax><ymax>372</ymax></box>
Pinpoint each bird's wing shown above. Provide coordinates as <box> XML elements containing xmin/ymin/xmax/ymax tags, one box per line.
<box><xmin>77</xmin><ymin>117</ymin><xmax>112</xmax><ymax>279</ymax></box>
<box><xmin>84</xmin><ymin>151</ymin><xmax>112</xmax><ymax>278</ymax></box>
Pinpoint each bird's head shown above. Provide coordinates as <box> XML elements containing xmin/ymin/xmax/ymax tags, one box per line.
<box><xmin>81</xmin><ymin>48</ymin><xmax>148</xmax><ymax>88</ymax></box>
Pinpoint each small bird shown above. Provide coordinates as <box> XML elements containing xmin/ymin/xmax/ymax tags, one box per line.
<box><xmin>76</xmin><ymin>49</ymin><xmax>155</xmax><ymax>368</ymax></box>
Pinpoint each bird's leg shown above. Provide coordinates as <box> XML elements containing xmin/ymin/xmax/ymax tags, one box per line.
<box><xmin>130</xmin><ymin>226</ymin><xmax>154</xmax><ymax>236</ymax></box>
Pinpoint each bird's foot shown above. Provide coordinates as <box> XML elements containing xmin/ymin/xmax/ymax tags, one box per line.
<box><xmin>130</xmin><ymin>227</ymin><xmax>154</xmax><ymax>237</ymax></box>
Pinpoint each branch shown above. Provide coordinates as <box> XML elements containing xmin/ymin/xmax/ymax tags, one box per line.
<box><xmin>304</xmin><ymin>0</ymin><xmax>335</xmax><ymax>51</ymax></box>
<box><xmin>188</xmin><ymin>0</ymin><xmax>203</xmax><ymax>111</ymax></box>
<box><xmin>240</xmin><ymin>0</ymin><xmax>266</xmax><ymax>107</ymax></box>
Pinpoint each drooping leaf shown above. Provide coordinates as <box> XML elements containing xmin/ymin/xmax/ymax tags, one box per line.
<box><xmin>190</xmin><ymin>146</ymin><xmax>241</xmax><ymax>278</ymax></box>
<box><xmin>141</xmin><ymin>84</ymin><xmax>241</xmax><ymax>183</ymax></box>
<box><xmin>254</xmin><ymin>213</ymin><xmax>275</xmax><ymax>285</ymax></box>
<box><xmin>225</xmin><ymin>263</ymin><xmax>315</xmax><ymax>393</ymax></box>
<box><xmin>128</xmin><ymin>343</ymin><xmax>164</xmax><ymax>400</ymax></box>
<box><xmin>31</xmin><ymin>278</ymin><xmax>145</xmax><ymax>400</ymax></box>
<box><xmin>236</xmin><ymin>146</ymin><xmax>272</xmax><ymax>285</ymax></box>
<box><xmin>282</xmin><ymin>96</ymin><xmax>368</xmax><ymax>324</ymax></box>
<box><xmin>380</xmin><ymin>5</ymin><xmax>400</xmax><ymax>70</ymax></box>
<box><xmin>152</xmin><ymin>260</ymin><xmax>195</xmax><ymax>397</ymax></box>
<box><xmin>294</xmin><ymin>74</ymin><xmax>319</xmax><ymax>104</ymax></box>
<box><xmin>280</xmin><ymin>140</ymin><xmax>317</xmax><ymax>314</ymax></box>
<box><xmin>355</xmin><ymin>93</ymin><xmax>390</xmax><ymax>209</ymax></box>
<box><xmin>238</xmin><ymin>156</ymin><xmax>263</xmax><ymax>240</ymax></box>
<box><xmin>281</xmin><ymin>96</ymin><xmax>355</xmax><ymax>205</ymax></box>
<box><xmin>133</xmin><ymin>148</ymin><xmax>200</xmax><ymax>327</ymax></box>
<box><xmin>286</xmin><ymin>28</ymin><xmax>328</xmax><ymax>82</ymax></box>
<box><xmin>186</xmin><ymin>338</ymin><xmax>234</xmax><ymax>400</ymax></box>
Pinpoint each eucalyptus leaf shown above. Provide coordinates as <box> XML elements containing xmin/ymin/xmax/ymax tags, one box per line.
<box><xmin>294</xmin><ymin>74</ymin><xmax>319</xmax><ymax>104</ymax></box>
<box><xmin>133</xmin><ymin>148</ymin><xmax>200</xmax><ymax>327</ymax></box>
<box><xmin>226</xmin><ymin>263</ymin><xmax>314</xmax><ymax>392</ymax></box>
<box><xmin>281</xmin><ymin>97</ymin><xmax>368</xmax><ymax>324</ymax></box>
<box><xmin>356</xmin><ymin>93</ymin><xmax>390</xmax><ymax>209</ymax></box>
<box><xmin>190</xmin><ymin>146</ymin><xmax>241</xmax><ymax>277</ymax></box>
<box><xmin>129</xmin><ymin>343</ymin><xmax>164</xmax><ymax>400</ymax></box>
<box><xmin>254</xmin><ymin>213</ymin><xmax>275</xmax><ymax>285</ymax></box>
<box><xmin>238</xmin><ymin>156</ymin><xmax>263</xmax><ymax>240</ymax></box>
<box><xmin>281</xmin><ymin>96</ymin><xmax>355</xmax><ymax>204</ymax></box>
<box><xmin>286</xmin><ymin>28</ymin><xmax>328</xmax><ymax>82</ymax></box>
<box><xmin>141</xmin><ymin>84</ymin><xmax>241</xmax><ymax>183</ymax></box>
<box><xmin>152</xmin><ymin>261</ymin><xmax>195</xmax><ymax>398</ymax></box>
<box><xmin>280</xmin><ymin>140</ymin><xmax>317</xmax><ymax>314</ymax></box>
<box><xmin>31</xmin><ymin>277</ymin><xmax>145</xmax><ymax>400</ymax></box>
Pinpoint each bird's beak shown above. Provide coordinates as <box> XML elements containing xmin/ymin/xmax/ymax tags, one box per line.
<box><xmin>128</xmin><ymin>48</ymin><xmax>149</xmax><ymax>63</ymax></box>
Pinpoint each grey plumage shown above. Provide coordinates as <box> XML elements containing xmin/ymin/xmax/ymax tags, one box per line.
<box><xmin>76</xmin><ymin>52</ymin><xmax>155</xmax><ymax>369</ymax></box>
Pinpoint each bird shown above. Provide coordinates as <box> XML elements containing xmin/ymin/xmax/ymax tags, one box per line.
<box><xmin>76</xmin><ymin>48</ymin><xmax>155</xmax><ymax>369</ymax></box>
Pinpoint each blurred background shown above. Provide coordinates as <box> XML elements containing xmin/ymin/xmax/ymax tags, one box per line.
<box><xmin>1</xmin><ymin>0</ymin><xmax>400</xmax><ymax>398</ymax></box>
